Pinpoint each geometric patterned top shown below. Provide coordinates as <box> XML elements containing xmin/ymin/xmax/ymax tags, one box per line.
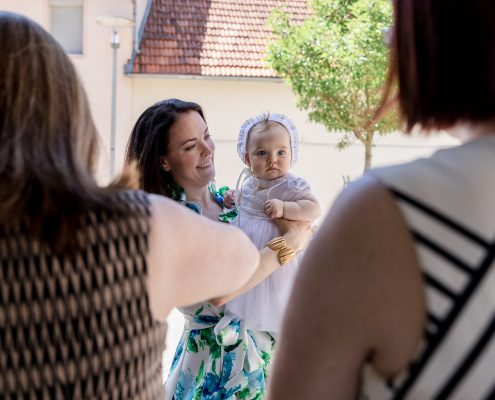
<box><xmin>363</xmin><ymin>135</ymin><xmax>495</xmax><ymax>399</ymax></box>
<box><xmin>0</xmin><ymin>190</ymin><xmax>166</xmax><ymax>399</ymax></box>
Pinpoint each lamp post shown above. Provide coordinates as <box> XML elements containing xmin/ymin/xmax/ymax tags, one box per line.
<box><xmin>96</xmin><ymin>16</ymin><xmax>134</xmax><ymax>179</ymax></box>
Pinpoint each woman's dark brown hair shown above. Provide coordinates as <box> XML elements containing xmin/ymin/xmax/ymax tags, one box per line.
<box><xmin>125</xmin><ymin>99</ymin><xmax>206</xmax><ymax>197</ymax></box>
<box><xmin>381</xmin><ymin>0</ymin><xmax>495</xmax><ymax>132</ymax></box>
<box><xmin>0</xmin><ymin>12</ymin><xmax>132</xmax><ymax>248</ymax></box>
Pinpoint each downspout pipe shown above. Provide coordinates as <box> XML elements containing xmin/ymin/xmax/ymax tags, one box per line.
<box><xmin>125</xmin><ymin>0</ymin><xmax>153</xmax><ymax>74</ymax></box>
<box><xmin>132</xmin><ymin>0</ymin><xmax>138</xmax><ymax>55</ymax></box>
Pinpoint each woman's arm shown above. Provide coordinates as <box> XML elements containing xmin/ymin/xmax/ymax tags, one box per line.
<box><xmin>146</xmin><ymin>194</ymin><xmax>260</xmax><ymax>321</ymax></box>
<box><xmin>267</xmin><ymin>175</ymin><xmax>425</xmax><ymax>400</ymax></box>
<box><xmin>265</xmin><ymin>192</ymin><xmax>321</xmax><ymax>221</ymax></box>
<box><xmin>209</xmin><ymin>220</ymin><xmax>313</xmax><ymax>306</ymax></box>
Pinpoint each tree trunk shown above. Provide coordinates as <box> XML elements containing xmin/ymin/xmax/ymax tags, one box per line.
<box><xmin>363</xmin><ymin>134</ymin><xmax>373</xmax><ymax>173</ymax></box>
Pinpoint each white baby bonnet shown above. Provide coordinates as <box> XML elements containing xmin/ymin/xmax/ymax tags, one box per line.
<box><xmin>236</xmin><ymin>113</ymin><xmax>299</xmax><ymax>167</ymax></box>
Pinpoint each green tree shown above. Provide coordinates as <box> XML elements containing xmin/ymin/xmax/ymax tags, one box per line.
<box><xmin>267</xmin><ymin>0</ymin><xmax>399</xmax><ymax>171</ymax></box>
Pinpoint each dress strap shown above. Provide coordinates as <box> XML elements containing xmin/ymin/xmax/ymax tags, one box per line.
<box><xmin>233</xmin><ymin>167</ymin><xmax>253</xmax><ymax>227</ymax></box>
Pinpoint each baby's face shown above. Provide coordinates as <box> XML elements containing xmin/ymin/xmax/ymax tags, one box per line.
<box><xmin>246</xmin><ymin>124</ymin><xmax>291</xmax><ymax>180</ymax></box>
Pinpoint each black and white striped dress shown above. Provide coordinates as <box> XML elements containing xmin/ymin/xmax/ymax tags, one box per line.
<box><xmin>362</xmin><ymin>134</ymin><xmax>495</xmax><ymax>399</ymax></box>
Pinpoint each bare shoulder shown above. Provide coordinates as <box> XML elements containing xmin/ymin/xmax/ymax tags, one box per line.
<box><xmin>300</xmin><ymin>174</ymin><xmax>425</xmax><ymax>375</ymax></box>
<box><xmin>328</xmin><ymin>173</ymin><xmax>394</xmax><ymax>223</ymax></box>
<box><xmin>147</xmin><ymin>192</ymin><xmax>205</xmax><ymax>232</ymax></box>
<box><xmin>269</xmin><ymin>174</ymin><xmax>426</xmax><ymax>399</ymax></box>
<box><xmin>319</xmin><ymin>173</ymin><xmax>413</xmax><ymax>247</ymax></box>
<box><xmin>148</xmin><ymin>192</ymin><xmax>185</xmax><ymax>219</ymax></box>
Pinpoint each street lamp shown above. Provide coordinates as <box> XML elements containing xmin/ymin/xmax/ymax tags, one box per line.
<box><xmin>96</xmin><ymin>16</ymin><xmax>134</xmax><ymax>179</ymax></box>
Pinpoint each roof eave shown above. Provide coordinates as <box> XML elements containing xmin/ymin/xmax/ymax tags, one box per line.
<box><xmin>127</xmin><ymin>72</ymin><xmax>284</xmax><ymax>82</ymax></box>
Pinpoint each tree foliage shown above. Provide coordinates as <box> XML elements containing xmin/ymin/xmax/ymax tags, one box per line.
<box><xmin>267</xmin><ymin>0</ymin><xmax>399</xmax><ymax>170</ymax></box>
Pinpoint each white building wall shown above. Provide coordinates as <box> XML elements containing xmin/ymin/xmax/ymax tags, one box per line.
<box><xmin>132</xmin><ymin>76</ymin><xmax>458</xmax><ymax>216</ymax></box>
<box><xmin>0</xmin><ymin>0</ymin><xmax>141</xmax><ymax>181</ymax></box>
<box><xmin>0</xmin><ymin>0</ymin><xmax>45</xmax><ymax>20</ymax></box>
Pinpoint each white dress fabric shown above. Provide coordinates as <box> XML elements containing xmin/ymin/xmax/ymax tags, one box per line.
<box><xmin>361</xmin><ymin>134</ymin><xmax>495</xmax><ymax>399</ymax></box>
<box><xmin>226</xmin><ymin>173</ymin><xmax>312</xmax><ymax>333</ymax></box>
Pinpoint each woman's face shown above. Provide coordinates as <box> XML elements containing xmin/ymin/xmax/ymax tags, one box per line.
<box><xmin>161</xmin><ymin>110</ymin><xmax>215</xmax><ymax>190</ymax></box>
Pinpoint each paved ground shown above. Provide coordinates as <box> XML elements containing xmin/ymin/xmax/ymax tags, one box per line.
<box><xmin>162</xmin><ymin>308</ymin><xmax>184</xmax><ymax>382</ymax></box>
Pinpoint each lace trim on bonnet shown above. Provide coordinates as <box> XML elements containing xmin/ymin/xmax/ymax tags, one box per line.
<box><xmin>236</xmin><ymin>113</ymin><xmax>299</xmax><ymax>167</ymax></box>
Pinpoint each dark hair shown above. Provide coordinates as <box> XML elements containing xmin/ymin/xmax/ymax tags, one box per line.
<box><xmin>381</xmin><ymin>0</ymin><xmax>495</xmax><ymax>132</ymax></box>
<box><xmin>125</xmin><ymin>99</ymin><xmax>206</xmax><ymax>197</ymax></box>
<box><xmin>0</xmin><ymin>12</ymin><xmax>134</xmax><ymax>249</ymax></box>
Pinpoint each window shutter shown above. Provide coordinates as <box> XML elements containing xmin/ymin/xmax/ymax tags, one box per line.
<box><xmin>50</xmin><ymin>0</ymin><xmax>84</xmax><ymax>54</ymax></box>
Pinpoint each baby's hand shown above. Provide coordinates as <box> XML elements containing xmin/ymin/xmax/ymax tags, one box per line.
<box><xmin>223</xmin><ymin>189</ymin><xmax>236</xmax><ymax>209</ymax></box>
<box><xmin>265</xmin><ymin>199</ymin><xmax>284</xmax><ymax>219</ymax></box>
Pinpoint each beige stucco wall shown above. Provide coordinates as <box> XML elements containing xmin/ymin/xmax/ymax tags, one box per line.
<box><xmin>0</xmin><ymin>0</ymin><xmax>140</xmax><ymax>181</ymax></box>
<box><xmin>132</xmin><ymin>76</ymin><xmax>459</xmax><ymax>216</ymax></box>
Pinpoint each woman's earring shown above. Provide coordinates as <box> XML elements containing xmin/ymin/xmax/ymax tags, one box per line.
<box><xmin>161</xmin><ymin>157</ymin><xmax>171</xmax><ymax>172</ymax></box>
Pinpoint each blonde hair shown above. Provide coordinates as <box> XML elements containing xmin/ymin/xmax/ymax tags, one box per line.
<box><xmin>249</xmin><ymin>116</ymin><xmax>289</xmax><ymax>137</ymax></box>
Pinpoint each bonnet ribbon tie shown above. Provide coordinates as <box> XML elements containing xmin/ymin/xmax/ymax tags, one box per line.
<box><xmin>233</xmin><ymin>167</ymin><xmax>253</xmax><ymax>227</ymax></box>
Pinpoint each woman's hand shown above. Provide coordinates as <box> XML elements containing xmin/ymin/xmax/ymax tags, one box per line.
<box><xmin>223</xmin><ymin>189</ymin><xmax>236</xmax><ymax>209</ymax></box>
<box><xmin>274</xmin><ymin>218</ymin><xmax>313</xmax><ymax>253</ymax></box>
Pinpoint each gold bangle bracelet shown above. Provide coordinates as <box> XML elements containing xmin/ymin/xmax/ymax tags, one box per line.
<box><xmin>266</xmin><ymin>237</ymin><xmax>286</xmax><ymax>251</ymax></box>
<box><xmin>266</xmin><ymin>237</ymin><xmax>296</xmax><ymax>266</ymax></box>
<box><xmin>278</xmin><ymin>247</ymin><xmax>296</xmax><ymax>265</ymax></box>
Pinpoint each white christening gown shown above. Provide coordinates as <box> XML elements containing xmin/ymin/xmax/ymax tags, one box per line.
<box><xmin>226</xmin><ymin>173</ymin><xmax>313</xmax><ymax>333</ymax></box>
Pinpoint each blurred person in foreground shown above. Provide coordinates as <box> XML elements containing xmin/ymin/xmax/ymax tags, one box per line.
<box><xmin>269</xmin><ymin>1</ymin><xmax>495</xmax><ymax>399</ymax></box>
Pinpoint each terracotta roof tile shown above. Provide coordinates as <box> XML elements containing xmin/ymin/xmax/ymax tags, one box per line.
<box><xmin>133</xmin><ymin>0</ymin><xmax>311</xmax><ymax>78</ymax></box>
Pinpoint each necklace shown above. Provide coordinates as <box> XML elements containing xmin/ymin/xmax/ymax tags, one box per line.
<box><xmin>171</xmin><ymin>182</ymin><xmax>238</xmax><ymax>223</ymax></box>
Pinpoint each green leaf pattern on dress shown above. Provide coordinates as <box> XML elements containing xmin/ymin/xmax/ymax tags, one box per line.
<box><xmin>165</xmin><ymin>303</ymin><xmax>275</xmax><ymax>399</ymax></box>
<box><xmin>164</xmin><ymin>188</ymin><xmax>274</xmax><ymax>399</ymax></box>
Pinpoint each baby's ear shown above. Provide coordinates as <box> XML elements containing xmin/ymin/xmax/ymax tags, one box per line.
<box><xmin>245</xmin><ymin>153</ymin><xmax>251</xmax><ymax>167</ymax></box>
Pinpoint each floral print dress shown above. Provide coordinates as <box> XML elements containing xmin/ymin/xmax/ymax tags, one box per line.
<box><xmin>164</xmin><ymin>183</ymin><xmax>275</xmax><ymax>400</ymax></box>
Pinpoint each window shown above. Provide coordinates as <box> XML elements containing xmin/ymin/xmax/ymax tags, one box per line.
<box><xmin>49</xmin><ymin>0</ymin><xmax>84</xmax><ymax>54</ymax></box>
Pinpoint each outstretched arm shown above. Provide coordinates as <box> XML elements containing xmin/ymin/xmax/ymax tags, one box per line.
<box><xmin>146</xmin><ymin>194</ymin><xmax>260</xmax><ymax>320</ymax></box>
<box><xmin>209</xmin><ymin>219</ymin><xmax>313</xmax><ymax>306</ymax></box>
<box><xmin>267</xmin><ymin>175</ymin><xmax>425</xmax><ymax>400</ymax></box>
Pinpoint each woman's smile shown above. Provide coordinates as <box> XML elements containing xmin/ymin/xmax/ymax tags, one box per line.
<box><xmin>197</xmin><ymin>158</ymin><xmax>213</xmax><ymax>169</ymax></box>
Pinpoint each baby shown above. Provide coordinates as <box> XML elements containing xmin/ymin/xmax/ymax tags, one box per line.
<box><xmin>225</xmin><ymin>113</ymin><xmax>320</xmax><ymax>333</ymax></box>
